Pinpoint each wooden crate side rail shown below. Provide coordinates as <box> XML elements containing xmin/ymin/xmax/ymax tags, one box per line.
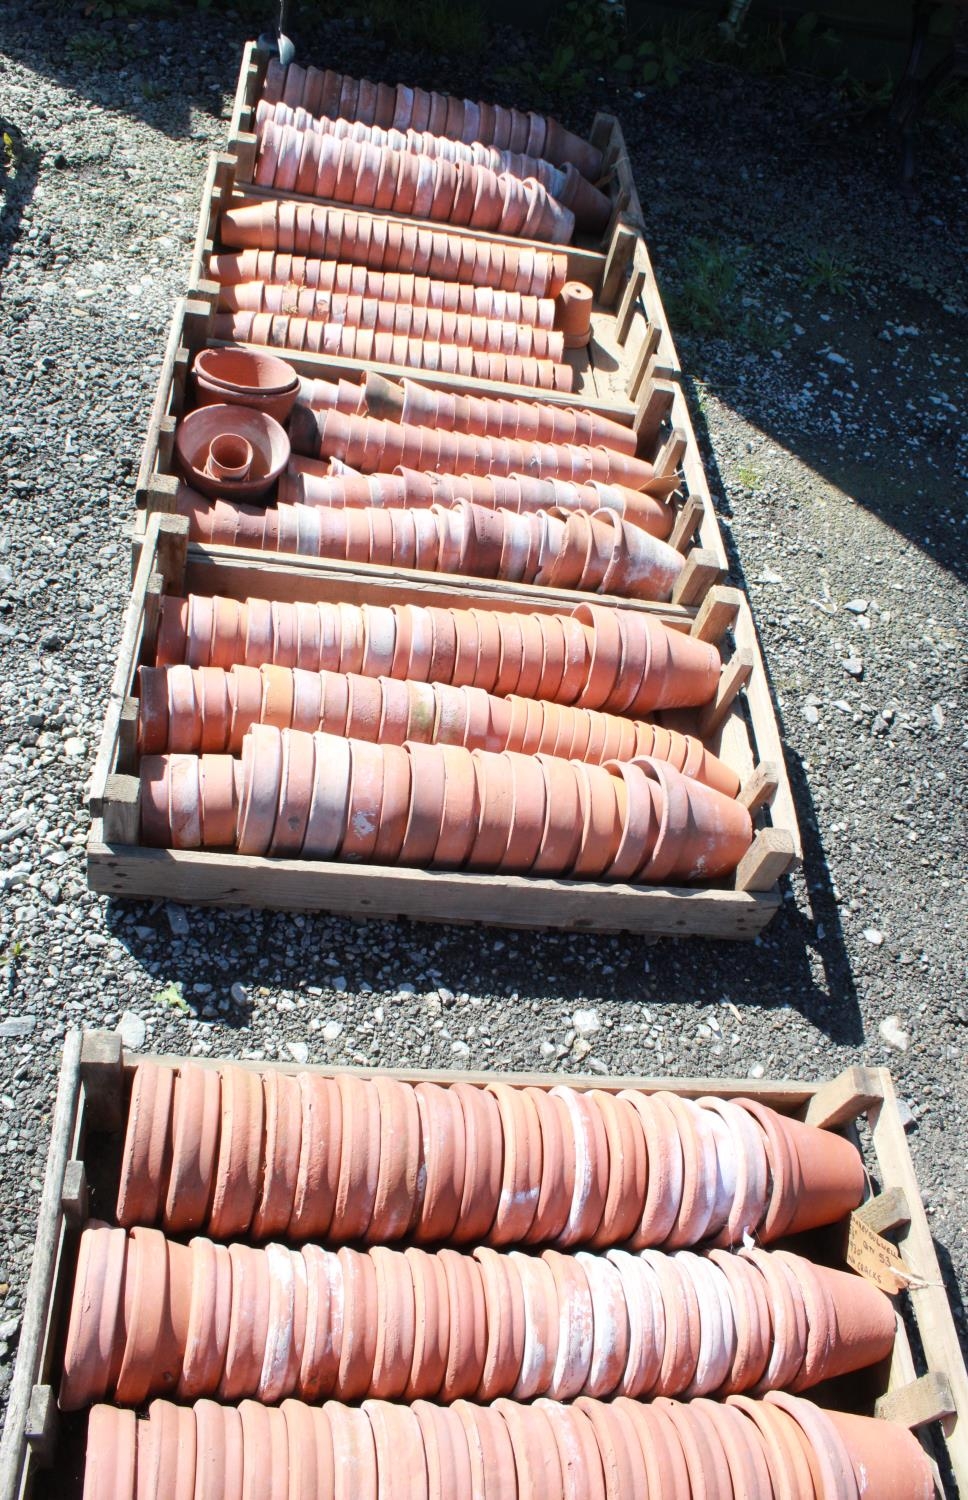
<box><xmin>89</xmin><ymin>513</ymin><xmax>187</xmax><ymax>816</ymax></box>
<box><xmin>188</xmin><ymin>152</ymin><xmax>238</xmax><ymax>300</ymax></box>
<box><xmin>227</xmin><ymin>39</ymin><xmax>266</xmax><ymax>144</ymax></box>
<box><xmin>868</xmin><ymin>1067</ymin><xmax>968</xmax><ymax>1489</ymax></box>
<box><xmin>0</xmin><ymin>1031</ymin><xmax>82</xmax><ymax>1500</ymax></box>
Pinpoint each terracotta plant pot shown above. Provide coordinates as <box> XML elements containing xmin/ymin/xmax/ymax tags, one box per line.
<box><xmin>174</xmin><ymin>405</ymin><xmax>290</xmax><ymax>502</ymax></box>
<box><xmin>138</xmin><ymin>661</ymin><xmax>740</xmax><ymax>800</ymax></box>
<box><xmin>112</xmin><ymin>1070</ymin><xmax>865</xmax><ymax>1261</ymax></box>
<box><xmin>287</xmin><ymin>405</ymin><xmax>654</xmax><ymax>488</ymax></box>
<box><xmin>192</xmin><ymin>347</ymin><xmax>300</xmax><ymax>426</ymax></box>
<box><xmin>556</xmin><ymin>281</ymin><xmax>594</xmax><ymax>349</ymax></box>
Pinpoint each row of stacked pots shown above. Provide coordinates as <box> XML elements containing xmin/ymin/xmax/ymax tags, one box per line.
<box><xmin>136</xmin><ymin>663</ymin><xmax>739</xmax><ymax>794</ymax></box>
<box><xmin>153</xmin><ymin>596</ymin><xmax>722</xmax><ymax>715</ymax></box>
<box><xmin>255</xmin><ymin>99</ymin><xmax>611</xmax><ymax>234</ymax></box>
<box><xmin>115</xmin><ymin>1065</ymin><xmax>864</xmax><ymax>1247</ymax></box>
<box><xmin>175</xmin><ymin>493</ymin><xmax>684</xmax><ymax>600</ymax></box>
<box><xmin>259</xmin><ymin>62</ymin><xmax>605</xmax><ymax>181</ymax></box>
<box><xmin>140</xmin><ymin>584</ymin><xmax>740</xmax><ymax>871</ymax></box>
<box><xmin>140</xmin><ymin>730</ymin><xmax>752</xmax><ymax>874</ymax></box>
<box><xmin>62</xmin><ymin>1223</ymin><xmax>893</xmax><ymax>1408</ymax></box>
<box><xmin>83</xmin><ymin>1390</ymin><xmax>934</xmax><ymax>1500</ymax></box>
<box><xmin>220</xmin><ymin>203</ymin><xmax>569</xmax><ymax>294</ymax></box>
<box><xmin>210</xmin><ymin>193</ymin><xmax>592</xmax><ymax>386</ymax></box>
<box><xmin>254</xmin><ymin>121</ymin><xmax>578</xmax><ymax>244</ymax></box>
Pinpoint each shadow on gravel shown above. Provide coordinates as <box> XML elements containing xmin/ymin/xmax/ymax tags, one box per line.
<box><xmin>102</xmin><ymin>874</ymin><xmax>864</xmax><ymax>1049</ymax></box>
<box><xmin>0</xmin><ymin>120</ymin><xmax>38</xmax><ymax>285</ymax></box>
<box><xmin>1</xmin><ymin>7</ymin><xmax>244</xmax><ymax>139</ymax></box>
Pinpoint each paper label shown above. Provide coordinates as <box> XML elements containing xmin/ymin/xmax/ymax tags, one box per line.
<box><xmin>846</xmin><ymin>1212</ymin><xmax>912</xmax><ymax>1294</ymax></box>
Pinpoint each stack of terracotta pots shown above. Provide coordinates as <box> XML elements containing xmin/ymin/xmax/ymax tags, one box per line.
<box><xmin>141</xmin><ymin>728</ymin><xmax>753</xmax><ymax>876</ymax></box>
<box><xmin>63</xmin><ymin>1061</ymin><xmax>932</xmax><ymax>1499</ymax></box>
<box><xmin>82</xmin><ymin>1392</ymin><xmax>934</xmax><ymax>1500</ymax></box>
<box><xmin>209</xmin><ymin>52</ymin><xmax>614</xmax><ymax>390</ymax></box>
<box><xmin>260</xmin><ymin>64</ymin><xmax>604</xmax><ymax>181</ymax></box>
<box><xmin>255</xmin><ymin>101</ymin><xmax>612</xmax><ymax>233</ymax></box>
<box><xmin>210</xmin><ymin>185</ymin><xmax>596</xmax><ymax>384</ymax></box>
<box><xmin>254</xmin><ymin>64</ymin><xmax>607</xmax><ymax>244</ymax></box>
<box><xmin>137</xmin><ymin>590</ymin><xmax>748</xmax><ymax>877</ymax></box>
<box><xmin>136</xmin><ymin>662</ymin><xmax>740</xmax><ymax>794</ymax></box>
<box><xmin>219</xmin><ymin>276</ymin><xmax>558</xmax><ymax>327</ymax></box>
<box><xmin>254</xmin><ymin>123</ymin><xmax>577</xmax><ymax>242</ymax></box>
<box><xmin>63</xmin><ymin>1224</ymin><xmax>893</xmax><ymax>1407</ymax></box>
<box><xmin>176</xmin><ymin>493</ymin><xmax>684</xmax><ymax>601</ymax></box>
<box><xmin>153</xmin><ymin>595</ymin><xmax>722</xmax><ymax>713</ymax></box>
<box><xmin>217</xmin><ymin>205</ymin><xmax>568</xmax><ymax>294</ymax></box>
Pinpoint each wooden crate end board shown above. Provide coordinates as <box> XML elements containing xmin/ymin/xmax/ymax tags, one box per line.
<box><xmin>86</xmin><ymin>833</ymin><xmax>783</xmax><ymax>938</ymax></box>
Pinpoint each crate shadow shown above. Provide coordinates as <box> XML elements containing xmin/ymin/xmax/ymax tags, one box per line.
<box><xmin>1</xmin><ymin>7</ymin><xmax>247</xmax><ymax>140</ymax></box>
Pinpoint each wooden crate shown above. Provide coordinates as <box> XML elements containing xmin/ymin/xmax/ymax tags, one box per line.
<box><xmin>0</xmin><ymin>1033</ymin><xmax>964</xmax><ymax>1498</ymax></box>
<box><xmin>131</xmin><ymin>292</ymin><xmax>728</xmax><ymax>604</ymax></box>
<box><xmin>199</xmin><ymin>42</ymin><xmax>681</xmax><ymax>401</ymax></box>
<box><xmin>89</xmin><ymin>510</ymin><xmax>797</xmax><ymax>936</ymax></box>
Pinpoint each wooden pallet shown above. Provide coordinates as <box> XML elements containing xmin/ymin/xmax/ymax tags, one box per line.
<box><xmin>89</xmin><ymin>510</ymin><xmax>797</xmax><ymax>936</ymax></box>
<box><xmin>130</xmin><ymin>293</ymin><xmax>728</xmax><ymax>604</ymax></box>
<box><xmin>0</xmin><ymin>1034</ymin><xmax>964</xmax><ymax>1497</ymax></box>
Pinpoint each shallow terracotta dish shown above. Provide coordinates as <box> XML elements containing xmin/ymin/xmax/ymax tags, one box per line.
<box><xmin>176</xmin><ymin>405</ymin><xmax>290</xmax><ymax>501</ymax></box>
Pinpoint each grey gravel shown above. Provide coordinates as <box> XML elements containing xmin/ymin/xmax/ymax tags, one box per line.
<box><xmin>0</xmin><ymin>0</ymin><xmax>966</xmax><ymax>1430</ymax></box>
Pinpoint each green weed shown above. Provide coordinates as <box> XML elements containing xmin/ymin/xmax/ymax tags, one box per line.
<box><xmin>736</xmin><ymin>462</ymin><xmax>764</xmax><ymax>490</ymax></box>
<box><xmin>804</xmin><ymin>248</ymin><xmax>855</xmax><ymax>296</ymax></box>
<box><xmin>667</xmin><ymin>239</ymin><xmax>743</xmax><ymax>338</ymax></box>
<box><xmin>930</xmin><ymin>81</ymin><xmax>968</xmax><ymax>131</ymax></box>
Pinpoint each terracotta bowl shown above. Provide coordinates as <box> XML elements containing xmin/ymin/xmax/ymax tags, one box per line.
<box><xmin>193</xmin><ymin>348</ymin><xmax>300</xmax><ymax>425</ymax></box>
<box><xmin>176</xmin><ymin>406</ymin><xmax>290</xmax><ymax>502</ymax></box>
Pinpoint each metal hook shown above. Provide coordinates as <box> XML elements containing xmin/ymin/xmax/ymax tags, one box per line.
<box><xmin>259</xmin><ymin>0</ymin><xmax>295</xmax><ymax>65</ymax></box>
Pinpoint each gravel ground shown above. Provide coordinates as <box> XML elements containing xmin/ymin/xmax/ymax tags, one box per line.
<box><xmin>0</xmin><ymin>0</ymin><xmax>965</xmax><ymax>1452</ymax></box>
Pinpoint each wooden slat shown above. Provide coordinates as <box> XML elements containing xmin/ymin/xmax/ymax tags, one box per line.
<box><xmin>696</xmin><ymin>647</ymin><xmax>753</xmax><ymax>738</ymax></box>
<box><xmin>134</xmin><ymin>300</ymin><xmax>188</xmax><ymax>505</ymax></box>
<box><xmin>87</xmin><ymin>830</ymin><xmax>782</xmax><ymax>937</ymax></box>
<box><xmin>733</xmin><ymin>828</ymin><xmax>797</xmax><ymax>892</ymax></box>
<box><xmin>876</xmin><ymin>1372</ymin><xmax>956</xmax><ymax>1431</ymax></box>
<box><xmin>598</xmin><ymin>221</ymin><xmax>637</xmax><ymax>308</ymax></box>
<box><xmin>856</xmin><ymin>1185</ymin><xmax>912</xmax><ymax>1235</ymax></box>
<box><xmin>89</xmin><ymin>513</ymin><xmax>175</xmax><ymax>816</ymax></box>
<box><xmin>739</xmin><ymin>762</ymin><xmax>779</xmax><ymax>815</ymax></box>
<box><xmin>0</xmin><ymin>1031</ymin><xmax>81</xmax><ymax>1500</ymax></box>
<box><xmin>671</xmin><ymin>550</ymin><xmax>725</xmax><ymax>609</ymax></box>
<box><xmin>731</xmin><ymin>585</ymin><xmax>803</xmax><ymax>862</ymax></box>
<box><xmin>869</xmin><ymin>1068</ymin><xmax>968</xmax><ymax>1488</ymax></box>
<box><xmin>804</xmin><ymin>1065</ymin><xmax>884</xmax><ymax>1128</ymax></box>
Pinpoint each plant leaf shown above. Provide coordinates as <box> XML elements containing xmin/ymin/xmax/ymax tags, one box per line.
<box><xmin>153</xmin><ymin>981</ymin><xmax>189</xmax><ymax>1013</ymax></box>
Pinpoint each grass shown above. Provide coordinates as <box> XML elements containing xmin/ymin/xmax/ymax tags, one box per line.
<box><xmin>930</xmin><ymin>81</ymin><xmax>968</xmax><ymax>132</ymax></box>
<box><xmin>736</xmin><ymin>463</ymin><xmax>764</xmax><ymax>490</ymax></box>
<box><xmin>804</xmin><ymin>248</ymin><xmax>856</xmax><ymax>296</ymax></box>
<box><xmin>667</xmin><ymin>238</ymin><xmax>742</xmax><ymax>338</ymax></box>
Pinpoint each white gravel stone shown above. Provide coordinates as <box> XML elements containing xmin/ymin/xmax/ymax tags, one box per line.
<box><xmin>117</xmin><ymin>1011</ymin><xmax>146</xmax><ymax>1051</ymax></box>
